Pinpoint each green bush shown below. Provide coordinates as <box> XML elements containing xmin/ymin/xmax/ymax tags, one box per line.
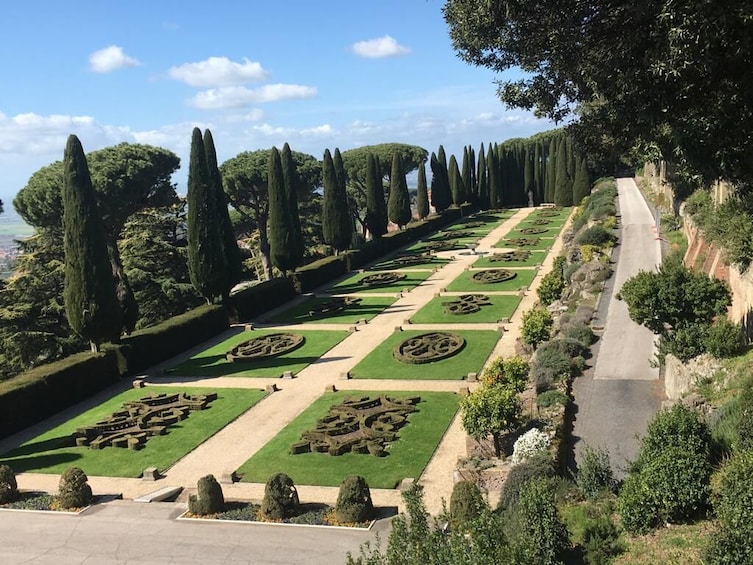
<box><xmin>335</xmin><ymin>475</ymin><xmax>373</xmax><ymax>524</ymax></box>
<box><xmin>57</xmin><ymin>467</ymin><xmax>93</xmax><ymax>509</ymax></box>
<box><xmin>660</xmin><ymin>323</ymin><xmax>709</xmax><ymax>362</ymax></box>
<box><xmin>521</xmin><ymin>307</ymin><xmax>553</xmax><ymax>350</ymax></box>
<box><xmin>498</xmin><ymin>454</ymin><xmax>556</xmax><ymax>511</ymax></box>
<box><xmin>538</xmin><ymin>257</ymin><xmax>566</xmax><ymax>306</ymax></box>
<box><xmin>637</xmin><ymin>404</ymin><xmax>711</xmax><ymax>466</ymax></box>
<box><xmin>261</xmin><ymin>472</ymin><xmax>299</xmax><ymax>520</ymax></box>
<box><xmin>561</xmin><ymin>323</ymin><xmax>595</xmax><ymax>347</ymax></box>
<box><xmin>575</xmin><ymin>225</ymin><xmax>616</xmax><ymax>248</ymax></box>
<box><xmin>618</xmin><ymin>471</ymin><xmax>658</xmax><ymax>535</ymax></box>
<box><xmin>582</xmin><ymin>515</ymin><xmax>623</xmax><ymax>565</ymax></box>
<box><xmin>531</xmin><ymin>342</ymin><xmax>573</xmax><ymax>392</ymax></box>
<box><xmin>711</xmin><ymin>449</ymin><xmax>753</xmax><ymax>536</ymax></box>
<box><xmin>0</xmin><ymin>464</ymin><xmax>19</xmax><ymax>504</ymax></box>
<box><xmin>481</xmin><ymin>355</ymin><xmax>529</xmax><ymax>391</ymax></box>
<box><xmin>536</xmin><ymin>390</ymin><xmax>570</xmax><ymax>408</ymax></box>
<box><xmin>513</xmin><ymin>477</ymin><xmax>571</xmax><ymax>565</ymax></box>
<box><xmin>576</xmin><ymin>445</ymin><xmax>615</xmax><ymax>499</ymax></box>
<box><xmin>188</xmin><ymin>474</ymin><xmax>225</xmax><ymax>516</ymax></box>
<box><xmin>704</xmin><ymin>529</ymin><xmax>752</xmax><ymax>565</ymax></box>
<box><xmin>737</xmin><ymin>405</ymin><xmax>753</xmax><ymax>451</ymax></box>
<box><xmin>705</xmin><ymin>318</ymin><xmax>745</xmax><ymax>358</ymax></box>
<box><xmin>289</xmin><ymin>255</ymin><xmax>347</xmax><ymax>294</ymax></box>
<box><xmin>449</xmin><ymin>480</ymin><xmax>486</xmax><ymax>529</ymax></box>
<box><xmin>229</xmin><ymin>277</ymin><xmax>297</xmax><ymax>322</ymax></box>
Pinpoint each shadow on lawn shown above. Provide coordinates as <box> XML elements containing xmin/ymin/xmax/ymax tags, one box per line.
<box><xmin>0</xmin><ymin>452</ymin><xmax>81</xmax><ymax>473</ymax></box>
<box><xmin>167</xmin><ymin>354</ymin><xmax>353</xmax><ymax>377</ymax></box>
<box><xmin>271</xmin><ymin>302</ymin><xmax>389</xmax><ymax>324</ymax></box>
<box><xmin>2</xmin><ymin>435</ymin><xmax>75</xmax><ymax>458</ymax></box>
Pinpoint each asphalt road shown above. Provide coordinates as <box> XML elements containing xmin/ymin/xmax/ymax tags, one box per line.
<box><xmin>570</xmin><ymin>177</ymin><xmax>663</xmax><ymax>477</ymax></box>
<box><xmin>1</xmin><ymin>500</ymin><xmax>386</xmax><ymax>565</ymax></box>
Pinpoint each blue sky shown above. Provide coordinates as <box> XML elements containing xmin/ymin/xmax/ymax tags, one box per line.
<box><xmin>0</xmin><ymin>0</ymin><xmax>555</xmax><ymax>206</ymax></box>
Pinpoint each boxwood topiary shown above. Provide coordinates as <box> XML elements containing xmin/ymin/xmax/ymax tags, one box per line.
<box><xmin>57</xmin><ymin>466</ymin><xmax>93</xmax><ymax>509</ymax></box>
<box><xmin>449</xmin><ymin>480</ymin><xmax>486</xmax><ymax>529</ymax></box>
<box><xmin>335</xmin><ymin>475</ymin><xmax>373</xmax><ymax>524</ymax></box>
<box><xmin>0</xmin><ymin>464</ymin><xmax>19</xmax><ymax>504</ymax></box>
<box><xmin>188</xmin><ymin>474</ymin><xmax>225</xmax><ymax>516</ymax></box>
<box><xmin>261</xmin><ymin>472</ymin><xmax>299</xmax><ymax>520</ymax></box>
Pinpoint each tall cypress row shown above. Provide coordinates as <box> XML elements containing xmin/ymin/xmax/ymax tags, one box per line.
<box><xmin>477</xmin><ymin>143</ymin><xmax>489</xmax><ymax>209</ymax></box>
<box><xmin>365</xmin><ymin>152</ymin><xmax>388</xmax><ymax>238</ymax></box>
<box><xmin>322</xmin><ymin>149</ymin><xmax>352</xmax><ymax>252</ymax></box>
<box><xmin>449</xmin><ymin>154</ymin><xmax>465</xmax><ymax>206</ymax></box>
<box><xmin>388</xmin><ymin>152</ymin><xmax>412</xmax><ymax>228</ymax></box>
<box><xmin>572</xmin><ymin>154</ymin><xmax>591</xmax><ymax>205</ymax></box>
<box><xmin>461</xmin><ymin>147</ymin><xmax>471</xmax><ymax>201</ymax></box>
<box><xmin>187</xmin><ymin>127</ymin><xmax>225</xmax><ymax>303</ymax></box>
<box><xmin>554</xmin><ymin>136</ymin><xmax>573</xmax><ymax>206</ymax></box>
<box><xmin>415</xmin><ymin>160</ymin><xmax>430</xmax><ymax>219</ymax></box>
<box><xmin>487</xmin><ymin>147</ymin><xmax>499</xmax><ymax>209</ymax></box>
<box><xmin>546</xmin><ymin>137</ymin><xmax>558</xmax><ymax>202</ymax></box>
<box><xmin>204</xmin><ymin>129</ymin><xmax>241</xmax><ymax>294</ymax></box>
<box><xmin>533</xmin><ymin>142</ymin><xmax>543</xmax><ymax>204</ymax></box>
<box><xmin>468</xmin><ymin>146</ymin><xmax>477</xmax><ymax>204</ymax></box>
<box><xmin>437</xmin><ymin>145</ymin><xmax>448</xmax><ymax>171</ymax></box>
<box><xmin>62</xmin><ymin>134</ymin><xmax>122</xmax><ymax>352</ymax></box>
<box><xmin>268</xmin><ymin>146</ymin><xmax>296</xmax><ymax>274</ymax></box>
<box><xmin>430</xmin><ymin>152</ymin><xmax>452</xmax><ymax>213</ymax></box>
<box><xmin>524</xmin><ymin>145</ymin><xmax>534</xmax><ymax>204</ymax></box>
<box><xmin>281</xmin><ymin>142</ymin><xmax>305</xmax><ymax>270</ymax></box>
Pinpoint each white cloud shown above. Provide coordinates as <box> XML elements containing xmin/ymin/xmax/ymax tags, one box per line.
<box><xmin>300</xmin><ymin>124</ymin><xmax>333</xmax><ymax>137</ymax></box>
<box><xmin>189</xmin><ymin>84</ymin><xmax>317</xmax><ymax>109</ymax></box>
<box><xmin>89</xmin><ymin>45</ymin><xmax>141</xmax><ymax>73</ymax></box>
<box><xmin>168</xmin><ymin>56</ymin><xmax>269</xmax><ymax>87</ymax></box>
<box><xmin>352</xmin><ymin>36</ymin><xmax>410</xmax><ymax>59</ymax></box>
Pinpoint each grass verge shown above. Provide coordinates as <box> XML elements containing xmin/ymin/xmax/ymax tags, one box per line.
<box><xmin>472</xmin><ymin>250</ymin><xmax>547</xmax><ymax>268</ymax></box>
<box><xmin>269</xmin><ymin>296</ymin><xmax>397</xmax><ymax>325</ymax></box>
<box><xmin>444</xmin><ymin>268</ymin><xmax>537</xmax><ymax>292</ymax></box>
<box><xmin>328</xmin><ymin>270</ymin><xmax>433</xmax><ymax>294</ymax></box>
<box><xmin>409</xmin><ymin>294</ymin><xmax>522</xmax><ymax>324</ymax></box>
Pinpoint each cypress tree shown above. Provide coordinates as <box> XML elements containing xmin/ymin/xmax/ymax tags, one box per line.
<box><xmin>477</xmin><ymin>143</ymin><xmax>489</xmax><ymax>209</ymax></box>
<box><xmin>365</xmin><ymin>153</ymin><xmax>388</xmax><ymax>238</ymax></box>
<box><xmin>281</xmin><ymin>142</ymin><xmax>305</xmax><ymax>270</ymax></box>
<box><xmin>572</xmin><ymin>155</ymin><xmax>591</xmax><ymax>205</ymax></box>
<box><xmin>187</xmin><ymin>127</ymin><xmax>226</xmax><ymax>303</ymax></box>
<box><xmin>449</xmin><ymin>154</ymin><xmax>466</xmax><ymax>206</ymax></box>
<box><xmin>267</xmin><ymin>147</ymin><xmax>296</xmax><ymax>275</ymax></box>
<box><xmin>554</xmin><ymin>136</ymin><xmax>573</xmax><ymax>206</ymax></box>
<box><xmin>524</xmin><ymin>145</ymin><xmax>534</xmax><ymax>205</ymax></box>
<box><xmin>487</xmin><ymin>147</ymin><xmax>499</xmax><ymax>209</ymax></box>
<box><xmin>533</xmin><ymin>142</ymin><xmax>543</xmax><ymax>204</ymax></box>
<box><xmin>546</xmin><ymin>137</ymin><xmax>558</xmax><ymax>202</ymax></box>
<box><xmin>468</xmin><ymin>146</ymin><xmax>477</xmax><ymax>204</ymax></box>
<box><xmin>461</xmin><ymin>147</ymin><xmax>472</xmax><ymax>201</ymax></box>
<box><xmin>437</xmin><ymin>145</ymin><xmax>448</xmax><ymax>171</ymax></box>
<box><xmin>388</xmin><ymin>152</ymin><xmax>412</xmax><ymax>228</ymax></box>
<box><xmin>416</xmin><ymin>160</ymin><xmax>430</xmax><ymax>219</ymax></box>
<box><xmin>62</xmin><ymin>134</ymin><xmax>122</xmax><ymax>352</ymax></box>
<box><xmin>204</xmin><ymin>129</ymin><xmax>241</xmax><ymax>294</ymax></box>
<box><xmin>430</xmin><ymin>152</ymin><xmax>452</xmax><ymax>213</ymax></box>
<box><xmin>322</xmin><ymin>149</ymin><xmax>352</xmax><ymax>252</ymax></box>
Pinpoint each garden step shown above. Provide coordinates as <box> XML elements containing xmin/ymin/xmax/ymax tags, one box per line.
<box><xmin>133</xmin><ymin>486</ymin><xmax>182</xmax><ymax>503</ymax></box>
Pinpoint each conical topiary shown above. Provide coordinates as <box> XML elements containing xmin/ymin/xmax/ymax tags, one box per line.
<box><xmin>335</xmin><ymin>475</ymin><xmax>373</xmax><ymax>523</ymax></box>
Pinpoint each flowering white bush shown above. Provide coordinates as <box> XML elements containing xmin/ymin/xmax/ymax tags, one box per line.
<box><xmin>510</xmin><ymin>428</ymin><xmax>551</xmax><ymax>465</ymax></box>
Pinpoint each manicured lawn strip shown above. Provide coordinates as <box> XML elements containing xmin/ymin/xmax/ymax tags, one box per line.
<box><xmin>349</xmin><ymin>329</ymin><xmax>500</xmax><ymax>380</ymax></box>
<box><xmin>370</xmin><ymin>256</ymin><xmax>449</xmax><ymax>271</ymax></box>
<box><xmin>473</xmin><ymin>250</ymin><xmax>547</xmax><ymax>268</ymax></box>
<box><xmin>517</xmin><ymin>217</ymin><xmax>568</xmax><ymax>229</ymax></box>
<box><xmin>445</xmin><ymin>268</ymin><xmax>537</xmax><ymax>292</ymax></box>
<box><xmin>409</xmin><ymin>294</ymin><xmax>522</xmax><ymax>324</ymax></box>
<box><xmin>167</xmin><ymin>329</ymin><xmax>349</xmax><ymax>377</ymax></box>
<box><xmin>269</xmin><ymin>296</ymin><xmax>397</xmax><ymax>325</ymax></box>
<box><xmin>236</xmin><ymin>391</ymin><xmax>459</xmax><ymax>488</ymax></box>
<box><xmin>329</xmin><ymin>270</ymin><xmax>433</xmax><ymax>294</ymax></box>
<box><xmin>0</xmin><ymin>386</ymin><xmax>267</xmax><ymax>477</ymax></box>
<box><xmin>494</xmin><ymin>237</ymin><xmax>554</xmax><ymax>251</ymax></box>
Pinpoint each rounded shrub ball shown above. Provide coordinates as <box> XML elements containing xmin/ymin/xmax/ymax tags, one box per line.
<box><xmin>449</xmin><ymin>480</ymin><xmax>485</xmax><ymax>529</ymax></box>
<box><xmin>188</xmin><ymin>474</ymin><xmax>224</xmax><ymax>516</ymax></box>
<box><xmin>261</xmin><ymin>472</ymin><xmax>299</xmax><ymax>520</ymax></box>
<box><xmin>57</xmin><ymin>466</ymin><xmax>93</xmax><ymax>509</ymax></box>
<box><xmin>335</xmin><ymin>475</ymin><xmax>373</xmax><ymax>524</ymax></box>
<box><xmin>0</xmin><ymin>464</ymin><xmax>19</xmax><ymax>504</ymax></box>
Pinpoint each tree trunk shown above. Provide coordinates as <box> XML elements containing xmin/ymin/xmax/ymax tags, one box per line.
<box><xmin>258</xmin><ymin>222</ymin><xmax>273</xmax><ymax>281</ymax></box>
<box><xmin>492</xmin><ymin>432</ymin><xmax>502</xmax><ymax>458</ymax></box>
<box><xmin>90</xmin><ymin>340</ymin><xmax>100</xmax><ymax>353</ymax></box>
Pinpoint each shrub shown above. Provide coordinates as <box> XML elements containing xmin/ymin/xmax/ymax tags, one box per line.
<box><xmin>513</xmin><ymin>478</ymin><xmax>571</xmax><ymax>565</ymax></box>
<box><xmin>449</xmin><ymin>480</ymin><xmax>486</xmax><ymax>529</ymax></box>
<box><xmin>576</xmin><ymin>445</ymin><xmax>615</xmax><ymax>499</ymax></box>
<box><xmin>637</xmin><ymin>404</ymin><xmax>711</xmax><ymax>466</ymax></box>
<box><xmin>660</xmin><ymin>323</ymin><xmax>709</xmax><ymax>362</ymax></box>
<box><xmin>537</xmin><ymin>257</ymin><xmax>566</xmax><ymax>306</ymax></box>
<box><xmin>261</xmin><ymin>472</ymin><xmax>299</xmax><ymax>520</ymax></box>
<box><xmin>705</xmin><ymin>318</ymin><xmax>745</xmax><ymax>358</ymax></box>
<box><xmin>582</xmin><ymin>516</ymin><xmax>623</xmax><ymax>565</ymax></box>
<box><xmin>531</xmin><ymin>342</ymin><xmax>573</xmax><ymax>392</ymax></box>
<box><xmin>711</xmin><ymin>449</ymin><xmax>753</xmax><ymax>535</ymax></box>
<box><xmin>511</xmin><ymin>428</ymin><xmax>552</xmax><ymax>465</ymax></box>
<box><xmin>737</xmin><ymin>405</ymin><xmax>753</xmax><ymax>451</ymax></box>
<box><xmin>481</xmin><ymin>355</ymin><xmax>529</xmax><ymax>391</ymax></box>
<box><xmin>562</xmin><ymin>323</ymin><xmax>595</xmax><ymax>347</ymax></box>
<box><xmin>0</xmin><ymin>464</ymin><xmax>19</xmax><ymax>504</ymax></box>
<box><xmin>188</xmin><ymin>474</ymin><xmax>225</xmax><ymax>516</ymax></box>
<box><xmin>335</xmin><ymin>475</ymin><xmax>373</xmax><ymax>524</ymax></box>
<box><xmin>619</xmin><ymin>446</ymin><xmax>710</xmax><ymax>534</ymax></box>
<box><xmin>575</xmin><ymin>225</ymin><xmax>616</xmax><ymax>247</ymax></box>
<box><xmin>536</xmin><ymin>390</ymin><xmax>570</xmax><ymax>408</ymax></box>
<box><xmin>580</xmin><ymin>244</ymin><xmax>600</xmax><ymax>263</ymax></box>
<box><xmin>57</xmin><ymin>467</ymin><xmax>93</xmax><ymax>509</ymax></box>
<box><xmin>521</xmin><ymin>307</ymin><xmax>553</xmax><ymax>350</ymax></box>
<box><xmin>498</xmin><ymin>454</ymin><xmax>555</xmax><ymax>511</ymax></box>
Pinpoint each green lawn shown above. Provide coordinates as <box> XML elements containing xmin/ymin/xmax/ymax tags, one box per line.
<box><xmin>0</xmin><ymin>386</ymin><xmax>267</xmax><ymax>477</ymax></box>
<box><xmin>445</xmin><ymin>268</ymin><xmax>537</xmax><ymax>292</ymax></box>
<box><xmin>517</xmin><ymin>217</ymin><xmax>568</xmax><ymax>229</ymax></box>
<box><xmin>236</xmin><ymin>390</ymin><xmax>459</xmax><ymax>488</ymax></box>
<box><xmin>494</xmin><ymin>236</ymin><xmax>554</xmax><ymax>251</ymax></box>
<box><xmin>473</xmin><ymin>250</ymin><xmax>547</xmax><ymax>268</ymax></box>
<box><xmin>528</xmin><ymin>208</ymin><xmax>570</xmax><ymax>221</ymax></box>
<box><xmin>409</xmin><ymin>293</ymin><xmax>522</xmax><ymax>324</ymax></box>
<box><xmin>269</xmin><ymin>296</ymin><xmax>397</xmax><ymax>325</ymax></box>
<box><xmin>370</xmin><ymin>255</ymin><xmax>449</xmax><ymax>271</ymax></box>
<box><xmin>349</xmin><ymin>329</ymin><xmax>500</xmax><ymax>380</ymax></box>
<box><xmin>506</xmin><ymin>225</ymin><xmax>564</xmax><ymax>238</ymax></box>
<box><xmin>166</xmin><ymin>329</ymin><xmax>349</xmax><ymax>377</ymax></box>
<box><xmin>328</xmin><ymin>270</ymin><xmax>433</xmax><ymax>294</ymax></box>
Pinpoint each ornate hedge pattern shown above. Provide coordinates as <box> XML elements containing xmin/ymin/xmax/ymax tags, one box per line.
<box><xmin>308</xmin><ymin>297</ymin><xmax>362</xmax><ymax>317</ymax></box>
<box><xmin>443</xmin><ymin>294</ymin><xmax>492</xmax><ymax>315</ymax></box>
<box><xmin>519</xmin><ymin>227</ymin><xmax>549</xmax><ymax>235</ymax></box>
<box><xmin>73</xmin><ymin>392</ymin><xmax>217</xmax><ymax>450</ymax></box>
<box><xmin>471</xmin><ymin>269</ymin><xmax>517</xmax><ymax>284</ymax></box>
<box><xmin>393</xmin><ymin>331</ymin><xmax>466</xmax><ymax>364</ymax></box>
<box><xmin>227</xmin><ymin>333</ymin><xmax>305</xmax><ymax>362</ymax></box>
<box><xmin>290</xmin><ymin>395</ymin><xmax>420</xmax><ymax>457</ymax></box>
<box><xmin>359</xmin><ymin>272</ymin><xmax>407</xmax><ymax>287</ymax></box>
<box><xmin>504</xmin><ymin>237</ymin><xmax>541</xmax><ymax>247</ymax></box>
<box><xmin>488</xmin><ymin>250</ymin><xmax>532</xmax><ymax>263</ymax></box>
